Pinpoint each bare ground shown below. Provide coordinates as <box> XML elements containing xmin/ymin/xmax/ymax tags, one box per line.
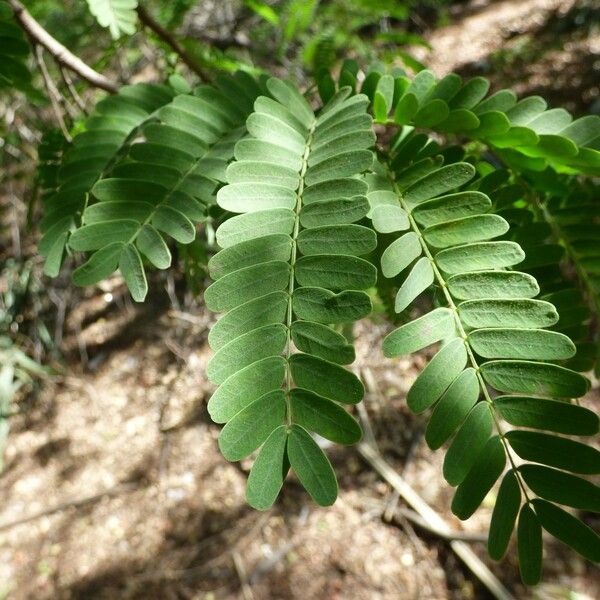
<box><xmin>0</xmin><ymin>282</ymin><xmax>598</xmax><ymax>599</ymax></box>
<box><xmin>1</xmin><ymin>1</ymin><xmax>600</xmax><ymax>598</ymax></box>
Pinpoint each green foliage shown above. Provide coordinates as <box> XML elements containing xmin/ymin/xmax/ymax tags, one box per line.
<box><xmin>85</xmin><ymin>0</ymin><xmax>138</xmax><ymax>39</ymax></box>
<box><xmin>69</xmin><ymin>73</ymin><xmax>264</xmax><ymax>300</ymax></box>
<box><xmin>206</xmin><ymin>79</ymin><xmax>375</xmax><ymax>508</ymax></box>
<box><xmin>39</xmin><ymin>83</ymin><xmax>176</xmax><ymax>278</ymax></box>
<box><xmin>29</xmin><ymin>59</ymin><xmax>600</xmax><ymax>584</ymax></box>
<box><xmin>375</xmin><ymin>129</ymin><xmax>599</xmax><ymax>583</ymax></box>
<box><xmin>0</xmin><ymin>0</ymin><xmax>35</xmax><ymax>96</ymax></box>
<box><xmin>317</xmin><ymin>66</ymin><xmax>600</xmax><ymax>176</ymax></box>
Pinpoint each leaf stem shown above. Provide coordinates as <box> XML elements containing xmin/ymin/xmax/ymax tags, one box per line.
<box><xmin>284</xmin><ymin>120</ymin><xmax>316</xmax><ymax>427</ymax></box>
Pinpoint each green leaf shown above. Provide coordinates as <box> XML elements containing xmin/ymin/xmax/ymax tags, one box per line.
<box><xmin>518</xmin><ymin>504</ymin><xmax>543</xmax><ymax>585</ymax></box>
<box><xmin>246</xmin><ymin>112</ymin><xmax>306</xmax><ymax>154</ymax></box>
<box><xmin>451</xmin><ymin>435</ymin><xmax>506</xmax><ymax>519</ymax></box>
<box><xmin>436</xmin><ymin>241</ymin><xmax>524</xmax><ymax>274</ymax></box>
<box><xmin>151</xmin><ymin>206</ymin><xmax>195</xmax><ymax>243</ymax></box>
<box><xmin>469</xmin><ymin>328</ymin><xmax>576</xmax><ymax>360</ymax></box>
<box><xmin>207</xmin><ymin>356</ymin><xmax>286</xmax><ymax>423</ymax></box>
<box><xmin>244</xmin><ymin>0</ymin><xmax>280</xmax><ymax>24</ymax></box>
<box><xmin>86</xmin><ymin>0</ymin><xmax>138</xmax><ymax>39</ymax></box>
<box><xmin>505</xmin><ymin>96</ymin><xmax>547</xmax><ymax>125</ymax></box>
<box><xmin>407</xmin><ymin>338</ymin><xmax>468</xmax><ymax>414</ymax></box>
<box><xmin>69</xmin><ymin>220</ymin><xmax>138</xmax><ymax>251</ymax></box>
<box><xmin>393</xmin><ymin>93</ymin><xmax>419</xmax><ymax>125</ymax></box>
<box><xmin>305</xmin><ymin>150</ymin><xmax>373</xmax><ymax>186</ymax></box>
<box><xmin>235</xmin><ymin>139</ymin><xmax>302</xmax><ymax>171</ymax></box>
<box><xmin>450</xmin><ymin>77</ymin><xmax>490</xmax><ymax>109</ymax></box>
<box><xmin>208</xmin><ymin>292</ymin><xmax>288</xmax><ymax>351</ymax></box>
<box><xmin>219</xmin><ymin>390</ymin><xmax>286</xmax><ymax>461</ymax></box>
<box><xmin>206</xmin><ymin>324</ymin><xmax>287</xmax><ymax>384</ymax></box>
<box><xmin>373</xmin><ymin>74</ymin><xmax>394</xmax><ymax>121</ymax></box>
<box><xmin>443</xmin><ymin>402</ymin><xmax>493</xmax><ymax>486</ymax></box>
<box><xmin>291</xmin><ymin>321</ymin><xmax>355</xmax><ymax>364</ymax></box>
<box><xmin>72</xmin><ymin>242</ymin><xmax>123</xmax><ymax>286</ymax></box>
<box><xmin>383</xmin><ymin>307</ymin><xmax>456</xmax><ymax>357</ymax></box>
<box><xmin>425</xmin><ymin>367</ymin><xmax>479</xmax><ymax>450</ymax></box>
<box><xmin>303</xmin><ymin>178</ymin><xmax>368</xmax><ymax>204</ymax></box>
<box><xmin>118</xmin><ymin>244</ymin><xmax>147</xmax><ymax>302</ymax></box>
<box><xmin>520</xmin><ymin>465</ymin><xmax>600</xmax><ymax>512</ymax></box>
<box><xmin>402</xmin><ymin>163</ymin><xmax>476</xmax><ymax>205</ymax></box>
<box><xmin>287</xmin><ymin>424</ymin><xmax>338</xmax><ymax>506</ymax></box>
<box><xmin>295</xmin><ymin>255</ymin><xmax>376</xmax><ymax>290</ymax></box>
<box><xmin>475</xmin><ymin>89</ymin><xmax>517</xmax><ymax>114</ymax></box>
<box><xmin>226</xmin><ymin>161</ymin><xmax>300</xmax><ymax>189</ymax></box>
<box><xmin>413</xmin><ymin>99</ymin><xmax>449</xmax><ymax>127</ymax></box>
<box><xmin>218</xmin><ymin>182</ymin><xmax>297</xmax><ymax>212</ymax></box>
<box><xmin>289</xmin><ymin>354</ymin><xmax>363</xmax><ymax>404</ymax></box>
<box><xmin>488</xmin><ymin>470</ymin><xmax>521</xmax><ymax>560</ymax></box>
<box><xmin>292</xmin><ymin>288</ymin><xmax>372</xmax><ymax>324</ymax></box>
<box><xmin>481</xmin><ymin>361</ymin><xmax>589</xmax><ymax>398</ymax></box>
<box><xmin>532</xmin><ymin>499</ymin><xmax>600</xmax><ymax>563</ymax></box>
<box><xmin>290</xmin><ymin>389</ymin><xmax>362</xmax><ymax>444</ymax></box>
<box><xmin>436</xmin><ymin>109</ymin><xmax>480</xmax><ymax>133</ymax></box>
<box><xmin>209</xmin><ymin>234</ymin><xmax>292</xmax><ymax>280</ymax></box>
<box><xmin>204</xmin><ymin>261</ymin><xmax>290</xmax><ymax>312</ymax></box>
<box><xmin>458</xmin><ymin>299</ymin><xmax>559</xmax><ymax>329</ymax></box>
<box><xmin>216</xmin><ymin>209</ymin><xmax>295</xmax><ymax>248</ymax></box>
<box><xmin>299</xmin><ymin>197</ymin><xmax>370</xmax><ymax>228</ymax></box>
<box><xmin>371</xmin><ymin>205</ymin><xmax>409</xmax><ymax>233</ymax></box>
<box><xmin>447</xmin><ymin>271</ymin><xmax>540</xmax><ymax>300</ymax></box>
<box><xmin>423</xmin><ymin>214</ymin><xmax>509</xmax><ymax>248</ymax></box>
<box><xmin>412</xmin><ymin>191</ymin><xmax>492</xmax><ymax>228</ymax></box>
<box><xmin>380</xmin><ymin>232</ymin><xmax>422</xmax><ymax>278</ymax></box>
<box><xmin>309</xmin><ymin>131</ymin><xmax>375</xmax><ymax>166</ymax></box>
<box><xmin>136</xmin><ymin>224</ymin><xmax>171</xmax><ymax>269</ymax></box>
<box><xmin>297</xmin><ymin>225</ymin><xmax>376</xmax><ymax>256</ymax></box>
<box><xmin>506</xmin><ymin>430</ymin><xmax>600</xmax><ymax>474</ymax></box>
<box><xmin>394</xmin><ymin>257</ymin><xmax>434</xmax><ymax>313</ymax></box>
<box><xmin>43</xmin><ymin>232</ymin><xmax>68</xmax><ymax>278</ymax></box>
<box><xmin>495</xmin><ymin>396</ymin><xmax>599</xmax><ymax>436</ymax></box>
<box><xmin>246</xmin><ymin>426</ymin><xmax>288</xmax><ymax>510</ymax></box>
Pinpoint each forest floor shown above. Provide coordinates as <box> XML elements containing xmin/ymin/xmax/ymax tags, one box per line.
<box><xmin>1</xmin><ymin>0</ymin><xmax>599</xmax><ymax>598</ymax></box>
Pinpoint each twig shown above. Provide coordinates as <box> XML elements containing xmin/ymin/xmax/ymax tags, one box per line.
<box><xmin>33</xmin><ymin>45</ymin><xmax>72</xmax><ymax>141</ymax></box>
<box><xmin>358</xmin><ymin>443</ymin><xmax>515</xmax><ymax>600</ymax></box>
<box><xmin>232</xmin><ymin>551</ymin><xmax>254</xmax><ymax>600</ymax></box>
<box><xmin>0</xmin><ymin>482</ymin><xmax>137</xmax><ymax>532</ymax></box>
<box><xmin>58</xmin><ymin>63</ymin><xmax>88</xmax><ymax>114</ymax></box>
<box><xmin>136</xmin><ymin>5</ymin><xmax>210</xmax><ymax>81</ymax></box>
<box><xmin>389</xmin><ymin>506</ymin><xmax>488</xmax><ymax>543</ymax></box>
<box><xmin>8</xmin><ymin>0</ymin><xmax>118</xmax><ymax>93</ymax></box>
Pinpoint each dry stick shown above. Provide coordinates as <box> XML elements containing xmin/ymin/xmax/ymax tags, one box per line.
<box><xmin>136</xmin><ymin>5</ymin><xmax>209</xmax><ymax>81</ymax></box>
<box><xmin>232</xmin><ymin>551</ymin><xmax>255</xmax><ymax>600</ymax></box>
<box><xmin>58</xmin><ymin>64</ymin><xmax>89</xmax><ymax>114</ymax></box>
<box><xmin>33</xmin><ymin>46</ymin><xmax>72</xmax><ymax>140</ymax></box>
<box><xmin>358</xmin><ymin>443</ymin><xmax>515</xmax><ymax>600</ymax></box>
<box><xmin>390</xmin><ymin>506</ymin><xmax>488</xmax><ymax>544</ymax></box>
<box><xmin>8</xmin><ymin>0</ymin><xmax>118</xmax><ymax>93</ymax></box>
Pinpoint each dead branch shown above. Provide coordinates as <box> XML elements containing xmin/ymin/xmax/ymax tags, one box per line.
<box><xmin>136</xmin><ymin>5</ymin><xmax>210</xmax><ymax>81</ymax></box>
<box><xmin>8</xmin><ymin>0</ymin><xmax>118</xmax><ymax>93</ymax></box>
<box><xmin>358</xmin><ymin>443</ymin><xmax>515</xmax><ymax>600</ymax></box>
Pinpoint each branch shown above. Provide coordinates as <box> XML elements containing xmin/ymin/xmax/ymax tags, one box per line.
<box><xmin>33</xmin><ymin>45</ymin><xmax>72</xmax><ymax>141</ymax></box>
<box><xmin>8</xmin><ymin>0</ymin><xmax>118</xmax><ymax>93</ymax></box>
<box><xmin>358</xmin><ymin>443</ymin><xmax>516</xmax><ymax>600</ymax></box>
<box><xmin>136</xmin><ymin>5</ymin><xmax>209</xmax><ymax>81</ymax></box>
